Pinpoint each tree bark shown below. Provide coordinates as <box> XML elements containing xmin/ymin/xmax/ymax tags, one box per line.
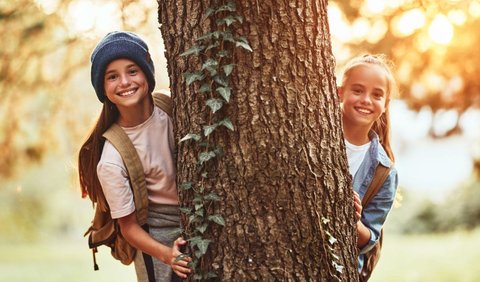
<box><xmin>158</xmin><ymin>0</ymin><xmax>358</xmax><ymax>280</ymax></box>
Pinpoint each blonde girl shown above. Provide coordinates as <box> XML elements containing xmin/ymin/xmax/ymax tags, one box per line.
<box><xmin>78</xmin><ymin>31</ymin><xmax>190</xmax><ymax>281</ymax></box>
<box><xmin>338</xmin><ymin>54</ymin><xmax>399</xmax><ymax>275</ymax></box>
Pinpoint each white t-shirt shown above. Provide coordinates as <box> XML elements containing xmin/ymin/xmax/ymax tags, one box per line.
<box><xmin>97</xmin><ymin>106</ymin><xmax>178</xmax><ymax>219</ymax></box>
<box><xmin>345</xmin><ymin>139</ymin><xmax>371</xmax><ymax>178</ymax></box>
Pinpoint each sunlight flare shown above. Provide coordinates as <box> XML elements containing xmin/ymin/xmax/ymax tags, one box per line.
<box><xmin>428</xmin><ymin>15</ymin><xmax>454</xmax><ymax>45</ymax></box>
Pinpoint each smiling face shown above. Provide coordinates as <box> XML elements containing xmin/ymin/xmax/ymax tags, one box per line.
<box><xmin>103</xmin><ymin>58</ymin><xmax>150</xmax><ymax>110</ymax></box>
<box><xmin>339</xmin><ymin>64</ymin><xmax>388</xmax><ymax>132</ymax></box>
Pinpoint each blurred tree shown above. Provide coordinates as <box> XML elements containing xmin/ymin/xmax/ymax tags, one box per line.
<box><xmin>331</xmin><ymin>0</ymin><xmax>480</xmax><ymax>138</ymax></box>
<box><xmin>159</xmin><ymin>0</ymin><xmax>358</xmax><ymax>280</ymax></box>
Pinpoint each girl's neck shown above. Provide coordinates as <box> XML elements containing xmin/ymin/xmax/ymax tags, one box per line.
<box><xmin>117</xmin><ymin>102</ymin><xmax>154</xmax><ymax>127</ymax></box>
<box><xmin>343</xmin><ymin>120</ymin><xmax>371</xmax><ymax>145</ymax></box>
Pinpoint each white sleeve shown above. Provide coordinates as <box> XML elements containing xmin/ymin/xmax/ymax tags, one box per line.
<box><xmin>97</xmin><ymin>142</ymin><xmax>135</xmax><ymax>219</ymax></box>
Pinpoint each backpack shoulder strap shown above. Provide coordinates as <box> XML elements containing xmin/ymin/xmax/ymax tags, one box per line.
<box><xmin>152</xmin><ymin>91</ymin><xmax>172</xmax><ymax>118</ymax></box>
<box><xmin>103</xmin><ymin>124</ymin><xmax>148</xmax><ymax>225</ymax></box>
<box><xmin>362</xmin><ymin>164</ymin><xmax>391</xmax><ymax>207</ymax></box>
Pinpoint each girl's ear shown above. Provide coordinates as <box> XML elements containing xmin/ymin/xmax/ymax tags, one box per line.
<box><xmin>337</xmin><ymin>86</ymin><xmax>344</xmax><ymax>99</ymax></box>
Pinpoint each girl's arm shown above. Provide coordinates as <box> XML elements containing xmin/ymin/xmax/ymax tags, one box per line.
<box><xmin>117</xmin><ymin>212</ymin><xmax>191</xmax><ymax>278</ymax></box>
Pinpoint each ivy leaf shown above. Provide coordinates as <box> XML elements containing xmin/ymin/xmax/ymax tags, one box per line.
<box><xmin>203</xmin><ymin>123</ymin><xmax>219</xmax><ymax>136</ymax></box>
<box><xmin>180</xmin><ymin>45</ymin><xmax>205</xmax><ymax>57</ymax></box>
<box><xmin>174</xmin><ymin>253</ymin><xmax>191</xmax><ymax>263</ymax></box>
<box><xmin>236</xmin><ymin>37</ymin><xmax>253</xmax><ymax>52</ymax></box>
<box><xmin>199</xmin><ymin>83</ymin><xmax>211</xmax><ymax>93</ymax></box>
<box><xmin>204</xmin><ymin>272</ymin><xmax>218</xmax><ymax>279</ymax></box>
<box><xmin>219</xmin><ymin>118</ymin><xmax>234</xmax><ymax>131</ymax></box>
<box><xmin>213</xmin><ymin>75</ymin><xmax>228</xmax><ymax>87</ymax></box>
<box><xmin>196</xmin><ymin>223</ymin><xmax>209</xmax><ymax>234</ymax></box>
<box><xmin>204</xmin><ymin>7</ymin><xmax>215</xmax><ymax>18</ymax></box>
<box><xmin>179</xmin><ymin>182</ymin><xmax>193</xmax><ymax>190</ymax></box>
<box><xmin>197</xmin><ymin>239</ymin><xmax>211</xmax><ymax>256</ymax></box>
<box><xmin>217</xmin><ymin>50</ymin><xmax>230</xmax><ymax>58</ymax></box>
<box><xmin>216</xmin><ymin>86</ymin><xmax>232</xmax><ymax>102</ymax></box>
<box><xmin>199</xmin><ymin>151</ymin><xmax>216</xmax><ymax>164</ymax></box>
<box><xmin>202</xmin><ymin>58</ymin><xmax>218</xmax><ymax>70</ymax></box>
<box><xmin>206</xmin><ymin>98</ymin><xmax>224</xmax><ymax>114</ymax></box>
<box><xmin>223</xmin><ymin>64</ymin><xmax>235</xmax><ymax>77</ymax></box>
<box><xmin>195</xmin><ymin>208</ymin><xmax>204</xmax><ymax>217</ymax></box>
<box><xmin>179</xmin><ymin>133</ymin><xmax>201</xmax><ymax>143</ymax></box>
<box><xmin>184</xmin><ymin>71</ymin><xmax>205</xmax><ymax>86</ymax></box>
<box><xmin>166</xmin><ymin>227</ymin><xmax>184</xmax><ymax>238</ymax></box>
<box><xmin>208</xmin><ymin>214</ymin><xmax>226</xmax><ymax>226</ymax></box>
<box><xmin>193</xmin><ymin>273</ymin><xmax>203</xmax><ymax>280</ymax></box>
<box><xmin>204</xmin><ymin>192</ymin><xmax>221</xmax><ymax>202</ymax></box>
<box><xmin>179</xmin><ymin>207</ymin><xmax>192</xmax><ymax>215</ymax></box>
<box><xmin>221</xmin><ymin>31</ymin><xmax>235</xmax><ymax>43</ymax></box>
<box><xmin>217</xmin><ymin>15</ymin><xmax>237</xmax><ymax>27</ymax></box>
<box><xmin>217</xmin><ymin>1</ymin><xmax>236</xmax><ymax>12</ymax></box>
<box><xmin>205</xmin><ymin>42</ymin><xmax>219</xmax><ymax>51</ymax></box>
<box><xmin>197</xmin><ymin>32</ymin><xmax>215</xmax><ymax>41</ymax></box>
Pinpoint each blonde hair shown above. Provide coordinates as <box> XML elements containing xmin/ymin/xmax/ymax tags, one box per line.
<box><xmin>340</xmin><ymin>54</ymin><xmax>397</xmax><ymax>161</ymax></box>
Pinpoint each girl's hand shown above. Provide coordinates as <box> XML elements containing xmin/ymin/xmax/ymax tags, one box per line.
<box><xmin>353</xmin><ymin>191</ymin><xmax>362</xmax><ymax>222</ymax></box>
<box><xmin>170</xmin><ymin>237</ymin><xmax>192</xmax><ymax>279</ymax></box>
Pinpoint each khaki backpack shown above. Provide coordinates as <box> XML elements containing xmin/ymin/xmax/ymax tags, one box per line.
<box><xmin>359</xmin><ymin>164</ymin><xmax>391</xmax><ymax>282</ymax></box>
<box><xmin>84</xmin><ymin>92</ymin><xmax>172</xmax><ymax>270</ymax></box>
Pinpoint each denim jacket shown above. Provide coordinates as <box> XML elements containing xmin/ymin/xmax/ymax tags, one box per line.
<box><xmin>352</xmin><ymin>131</ymin><xmax>398</xmax><ymax>271</ymax></box>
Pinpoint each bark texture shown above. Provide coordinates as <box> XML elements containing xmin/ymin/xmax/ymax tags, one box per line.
<box><xmin>158</xmin><ymin>0</ymin><xmax>358</xmax><ymax>280</ymax></box>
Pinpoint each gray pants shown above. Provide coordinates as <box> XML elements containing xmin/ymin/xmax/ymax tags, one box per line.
<box><xmin>134</xmin><ymin>204</ymin><xmax>181</xmax><ymax>282</ymax></box>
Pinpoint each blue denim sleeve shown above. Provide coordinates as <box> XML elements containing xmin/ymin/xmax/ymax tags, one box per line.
<box><xmin>359</xmin><ymin>167</ymin><xmax>398</xmax><ymax>254</ymax></box>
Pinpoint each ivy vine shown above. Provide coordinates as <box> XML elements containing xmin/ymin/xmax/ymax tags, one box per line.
<box><xmin>175</xmin><ymin>1</ymin><xmax>252</xmax><ymax>280</ymax></box>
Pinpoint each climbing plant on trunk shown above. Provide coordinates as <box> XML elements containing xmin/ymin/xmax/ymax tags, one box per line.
<box><xmin>158</xmin><ymin>0</ymin><xmax>359</xmax><ymax>280</ymax></box>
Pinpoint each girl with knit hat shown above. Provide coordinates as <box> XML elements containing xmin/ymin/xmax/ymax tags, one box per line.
<box><xmin>79</xmin><ymin>31</ymin><xmax>191</xmax><ymax>281</ymax></box>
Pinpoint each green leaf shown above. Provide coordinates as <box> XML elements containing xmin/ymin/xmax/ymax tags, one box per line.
<box><xmin>201</xmin><ymin>172</ymin><xmax>208</xmax><ymax>178</ymax></box>
<box><xmin>179</xmin><ymin>133</ymin><xmax>201</xmax><ymax>143</ymax></box>
<box><xmin>213</xmin><ymin>75</ymin><xmax>228</xmax><ymax>87</ymax></box>
<box><xmin>216</xmin><ymin>86</ymin><xmax>232</xmax><ymax>102</ymax></box>
<box><xmin>217</xmin><ymin>15</ymin><xmax>237</xmax><ymax>27</ymax></box>
<box><xmin>204</xmin><ymin>272</ymin><xmax>218</xmax><ymax>279</ymax></box>
<box><xmin>180</xmin><ymin>45</ymin><xmax>205</xmax><ymax>57</ymax></box>
<box><xmin>180</xmin><ymin>182</ymin><xmax>193</xmax><ymax>190</ymax></box>
<box><xmin>221</xmin><ymin>31</ymin><xmax>235</xmax><ymax>43</ymax></box>
<box><xmin>205</xmin><ymin>42</ymin><xmax>219</xmax><ymax>51</ymax></box>
<box><xmin>208</xmin><ymin>214</ymin><xmax>226</xmax><ymax>226</ymax></box>
<box><xmin>184</xmin><ymin>71</ymin><xmax>205</xmax><ymax>86</ymax></box>
<box><xmin>217</xmin><ymin>1</ymin><xmax>236</xmax><ymax>12</ymax></box>
<box><xmin>217</xmin><ymin>50</ymin><xmax>230</xmax><ymax>58</ymax></box>
<box><xmin>197</xmin><ymin>239</ymin><xmax>211</xmax><ymax>255</ymax></box>
<box><xmin>179</xmin><ymin>207</ymin><xmax>192</xmax><ymax>215</ymax></box>
<box><xmin>195</xmin><ymin>208</ymin><xmax>204</xmax><ymax>217</ymax></box>
<box><xmin>219</xmin><ymin>118</ymin><xmax>234</xmax><ymax>131</ymax></box>
<box><xmin>213</xmin><ymin>146</ymin><xmax>224</xmax><ymax>157</ymax></box>
<box><xmin>193</xmin><ymin>273</ymin><xmax>203</xmax><ymax>280</ymax></box>
<box><xmin>206</xmin><ymin>98</ymin><xmax>223</xmax><ymax>113</ymax></box>
<box><xmin>203</xmin><ymin>123</ymin><xmax>219</xmax><ymax>136</ymax></box>
<box><xmin>236</xmin><ymin>38</ymin><xmax>253</xmax><ymax>52</ymax></box>
<box><xmin>166</xmin><ymin>227</ymin><xmax>184</xmax><ymax>238</ymax></box>
<box><xmin>197</xmin><ymin>32</ymin><xmax>215</xmax><ymax>41</ymax></box>
<box><xmin>196</xmin><ymin>223</ymin><xmax>209</xmax><ymax>234</ymax></box>
<box><xmin>199</xmin><ymin>151</ymin><xmax>216</xmax><ymax>164</ymax></box>
<box><xmin>199</xmin><ymin>83</ymin><xmax>211</xmax><ymax>93</ymax></box>
<box><xmin>202</xmin><ymin>58</ymin><xmax>218</xmax><ymax>70</ymax></box>
<box><xmin>204</xmin><ymin>7</ymin><xmax>215</xmax><ymax>18</ymax></box>
<box><xmin>223</xmin><ymin>64</ymin><xmax>235</xmax><ymax>77</ymax></box>
<box><xmin>174</xmin><ymin>253</ymin><xmax>190</xmax><ymax>263</ymax></box>
<box><xmin>204</xmin><ymin>192</ymin><xmax>221</xmax><ymax>202</ymax></box>
<box><xmin>204</xmin><ymin>66</ymin><xmax>218</xmax><ymax>77</ymax></box>
<box><xmin>188</xmin><ymin>236</ymin><xmax>202</xmax><ymax>245</ymax></box>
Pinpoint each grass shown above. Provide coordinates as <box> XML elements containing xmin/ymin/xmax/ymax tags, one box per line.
<box><xmin>371</xmin><ymin>229</ymin><xmax>480</xmax><ymax>282</ymax></box>
<box><xmin>1</xmin><ymin>230</ymin><xmax>479</xmax><ymax>281</ymax></box>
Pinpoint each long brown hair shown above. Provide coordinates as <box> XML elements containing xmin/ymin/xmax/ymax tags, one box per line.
<box><xmin>341</xmin><ymin>54</ymin><xmax>397</xmax><ymax>162</ymax></box>
<box><xmin>78</xmin><ymin>99</ymin><xmax>119</xmax><ymax>211</ymax></box>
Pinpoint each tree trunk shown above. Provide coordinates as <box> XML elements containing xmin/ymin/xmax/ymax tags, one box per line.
<box><xmin>158</xmin><ymin>0</ymin><xmax>358</xmax><ymax>280</ymax></box>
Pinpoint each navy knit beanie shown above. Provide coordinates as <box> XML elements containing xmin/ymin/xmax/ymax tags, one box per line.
<box><xmin>90</xmin><ymin>31</ymin><xmax>155</xmax><ymax>102</ymax></box>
